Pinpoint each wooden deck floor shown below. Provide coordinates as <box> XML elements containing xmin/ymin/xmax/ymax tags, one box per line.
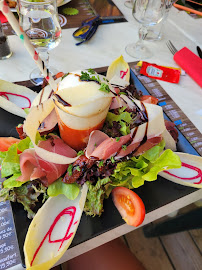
<box><xmin>53</xmin><ymin>203</ymin><xmax>202</xmax><ymax>270</ymax></box>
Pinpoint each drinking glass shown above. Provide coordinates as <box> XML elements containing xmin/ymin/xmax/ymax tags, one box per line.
<box><xmin>125</xmin><ymin>0</ymin><xmax>166</xmax><ymax>59</ymax></box>
<box><xmin>18</xmin><ymin>0</ymin><xmax>62</xmax><ymax>85</ymax></box>
<box><xmin>146</xmin><ymin>0</ymin><xmax>176</xmax><ymax>41</ymax></box>
<box><xmin>124</xmin><ymin>0</ymin><xmax>133</xmax><ymax>9</ymax></box>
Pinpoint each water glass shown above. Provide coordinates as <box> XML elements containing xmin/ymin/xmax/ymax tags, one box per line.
<box><xmin>145</xmin><ymin>0</ymin><xmax>175</xmax><ymax>41</ymax></box>
<box><xmin>18</xmin><ymin>0</ymin><xmax>61</xmax><ymax>85</ymax></box>
<box><xmin>125</xmin><ymin>0</ymin><xmax>166</xmax><ymax>59</ymax></box>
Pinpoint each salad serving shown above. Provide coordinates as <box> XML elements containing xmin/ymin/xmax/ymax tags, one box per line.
<box><xmin>0</xmin><ymin>56</ymin><xmax>181</xmax><ymax>219</ymax></box>
<box><xmin>0</xmin><ymin>56</ymin><xmax>184</xmax><ymax>269</ymax></box>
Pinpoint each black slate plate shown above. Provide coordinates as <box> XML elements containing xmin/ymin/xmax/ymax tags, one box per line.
<box><xmin>0</xmin><ymin>69</ymin><xmax>198</xmax><ymax>266</ymax></box>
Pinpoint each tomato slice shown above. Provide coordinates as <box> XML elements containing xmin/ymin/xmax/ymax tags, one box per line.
<box><xmin>112</xmin><ymin>187</ymin><xmax>145</xmax><ymax>227</ymax></box>
<box><xmin>140</xmin><ymin>95</ymin><xmax>158</xmax><ymax>105</ymax></box>
<box><xmin>0</xmin><ymin>137</ymin><xmax>20</xmax><ymax>152</ymax></box>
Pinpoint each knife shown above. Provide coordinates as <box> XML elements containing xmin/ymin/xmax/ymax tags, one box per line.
<box><xmin>196</xmin><ymin>46</ymin><xmax>202</xmax><ymax>59</ymax></box>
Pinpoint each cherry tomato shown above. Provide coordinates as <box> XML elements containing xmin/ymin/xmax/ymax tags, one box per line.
<box><xmin>112</xmin><ymin>187</ymin><xmax>145</xmax><ymax>227</ymax></box>
<box><xmin>140</xmin><ymin>95</ymin><xmax>158</xmax><ymax>105</ymax></box>
<box><xmin>0</xmin><ymin>137</ymin><xmax>20</xmax><ymax>152</ymax></box>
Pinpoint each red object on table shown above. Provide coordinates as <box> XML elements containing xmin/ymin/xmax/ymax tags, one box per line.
<box><xmin>140</xmin><ymin>62</ymin><xmax>180</xmax><ymax>84</ymax></box>
<box><xmin>174</xmin><ymin>47</ymin><xmax>202</xmax><ymax>88</ymax></box>
<box><xmin>0</xmin><ymin>11</ymin><xmax>8</xmax><ymax>23</ymax></box>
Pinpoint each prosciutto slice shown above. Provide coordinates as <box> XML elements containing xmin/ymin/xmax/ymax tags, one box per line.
<box><xmin>86</xmin><ymin>130</ymin><xmax>131</xmax><ymax>160</ymax></box>
<box><xmin>86</xmin><ymin>99</ymin><xmax>166</xmax><ymax>161</ymax></box>
<box><xmin>17</xmin><ymin>136</ymin><xmax>77</xmax><ymax>185</ymax></box>
<box><xmin>86</xmin><ymin>130</ymin><xmax>162</xmax><ymax>161</ymax></box>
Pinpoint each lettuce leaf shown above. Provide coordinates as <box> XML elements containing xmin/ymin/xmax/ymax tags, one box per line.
<box><xmin>0</xmin><ymin>132</ymin><xmax>46</xmax><ymax>179</ymax></box>
<box><xmin>3</xmin><ymin>174</ymin><xmax>25</xmax><ymax>188</ymax></box>
<box><xmin>106</xmin><ymin>107</ymin><xmax>132</xmax><ymax>135</ymax></box>
<box><xmin>0</xmin><ymin>180</ymin><xmax>47</xmax><ymax>219</ymax></box>
<box><xmin>47</xmin><ymin>178</ymin><xmax>80</xmax><ymax>200</ymax></box>
<box><xmin>17</xmin><ymin>132</ymin><xmax>45</xmax><ymax>152</ymax></box>
<box><xmin>142</xmin><ymin>140</ymin><xmax>165</xmax><ymax>162</ymax></box>
<box><xmin>1</xmin><ymin>144</ymin><xmax>21</xmax><ymax>178</ymax></box>
<box><xmin>110</xmin><ymin>142</ymin><xmax>181</xmax><ymax>189</ymax></box>
<box><xmin>84</xmin><ymin>177</ymin><xmax>112</xmax><ymax>216</ymax></box>
<box><xmin>17</xmin><ymin>136</ymin><xmax>33</xmax><ymax>152</ymax></box>
<box><xmin>143</xmin><ymin>149</ymin><xmax>181</xmax><ymax>181</ymax></box>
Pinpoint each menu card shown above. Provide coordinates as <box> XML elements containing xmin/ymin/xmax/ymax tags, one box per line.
<box><xmin>0</xmin><ymin>177</ymin><xmax>21</xmax><ymax>270</ymax></box>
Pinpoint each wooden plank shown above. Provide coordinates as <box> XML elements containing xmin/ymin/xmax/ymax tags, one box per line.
<box><xmin>189</xmin><ymin>229</ymin><xmax>202</xmax><ymax>253</ymax></box>
<box><xmin>125</xmin><ymin>228</ymin><xmax>174</xmax><ymax>270</ymax></box>
<box><xmin>161</xmin><ymin>231</ymin><xmax>202</xmax><ymax>270</ymax></box>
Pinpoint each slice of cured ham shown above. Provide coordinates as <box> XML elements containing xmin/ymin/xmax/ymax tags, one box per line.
<box><xmin>17</xmin><ymin>136</ymin><xmax>77</xmax><ymax>185</ymax></box>
<box><xmin>85</xmin><ymin>97</ymin><xmax>166</xmax><ymax>160</ymax></box>
<box><xmin>23</xmin><ymin>99</ymin><xmax>79</xmax><ymax>165</ymax></box>
<box><xmin>86</xmin><ymin>130</ymin><xmax>131</xmax><ymax>160</ymax></box>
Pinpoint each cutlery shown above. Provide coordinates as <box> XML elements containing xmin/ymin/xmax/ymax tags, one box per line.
<box><xmin>166</xmin><ymin>40</ymin><xmax>202</xmax><ymax>87</ymax></box>
<box><xmin>196</xmin><ymin>46</ymin><xmax>202</xmax><ymax>59</ymax></box>
<box><xmin>166</xmin><ymin>40</ymin><xmax>178</xmax><ymax>55</ymax></box>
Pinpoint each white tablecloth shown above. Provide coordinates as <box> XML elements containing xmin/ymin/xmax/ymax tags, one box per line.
<box><xmin>0</xmin><ymin>1</ymin><xmax>202</xmax><ymax>133</ymax></box>
<box><xmin>0</xmin><ymin>1</ymin><xmax>202</xmax><ymax>268</ymax></box>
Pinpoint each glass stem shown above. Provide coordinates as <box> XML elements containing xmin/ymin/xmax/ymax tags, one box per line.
<box><xmin>39</xmin><ymin>51</ymin><xmax>50</xmax><ymax>70</ymax></box>
<box><xmin>137</xmin><ymin>25</ymin><xmax>148</xmax><ymax>48</ymax></box>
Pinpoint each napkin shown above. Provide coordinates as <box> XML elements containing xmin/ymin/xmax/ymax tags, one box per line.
<box><xmin>173</xmin><ymin>47</ymin><xmax>202</xmax><ymax>88</ymax></box>
<box><xmin>0</xmin><ymin>12</ymin><xmax>8</xmax><ymax>23</ymax></box>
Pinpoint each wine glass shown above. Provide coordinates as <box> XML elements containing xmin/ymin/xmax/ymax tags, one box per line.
<box><xmin>18</xmin><ymin>0</ymin><xmax>62</xmax><ymax>85</ymax></box>
<box><xmin>125</xmin><ymin>0</ymin><xmax>166</xmax><ymax>59</ymax></box>
<box><xmin>124</xmin><ymin>0</ymin><xmax>133</xmax><ymax>9</ymax></box>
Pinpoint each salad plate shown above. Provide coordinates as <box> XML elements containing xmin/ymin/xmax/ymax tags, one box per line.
<box><xmin>0</xmin><ymin>64</ymin><xmax>198</xmax><ymax>267</ymax></box>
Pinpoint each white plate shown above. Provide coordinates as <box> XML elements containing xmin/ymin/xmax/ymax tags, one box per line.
<box><xmin>10</xmin><ymin>0</ymin><xmax>71</xmax><ymax>12</ymax></box>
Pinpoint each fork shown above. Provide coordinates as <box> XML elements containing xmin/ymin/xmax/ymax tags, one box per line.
<box><xmin>166</xmin><ymin>40</ymin><xmax>178</xmax><ymax>55</ymax></box>
<box><xmin>166</xmin><ymin>40</ymin><xmax>186</xmax><ymax>75</ymax></box>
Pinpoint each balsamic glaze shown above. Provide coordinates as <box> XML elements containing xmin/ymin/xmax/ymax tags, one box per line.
<box><xmin>53</xmin><ymin>94</ymin><xmax>72</xmax><ymax>107</ymax></box>
<box><xmin>39</xmin><ymin>88</ymin><xmax>45</xmax><ymax>105</ymax></box>
<box><xmin>114</xmin><ymin>101</ymin><xmax>149</xmax><ymax>157</ymax></box>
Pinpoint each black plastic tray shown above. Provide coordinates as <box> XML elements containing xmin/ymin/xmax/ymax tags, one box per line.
<box><xmin>0</xmin><ymin>69</ymin><xmax>198</xmax><ymax>266</ymax></box>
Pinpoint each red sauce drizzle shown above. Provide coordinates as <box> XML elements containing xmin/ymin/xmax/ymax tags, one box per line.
<box><xmin>120</xmin><ymin>69</ymin><xmax>128</xmax><ymax>79</ymax></box>
<box><xmin>164</xmin><ymin>162</ymin><xmax>202</xmax><ymax>184</ymax></box>
<box><xmin>0</xmin><ymin>92</ymin><xmax>31</xmax><ymax>109</ymax></box>
<box><xmin>31</xmin><ymin>206</ymin><xmax>77</xmax><ymax>266</ymax></box>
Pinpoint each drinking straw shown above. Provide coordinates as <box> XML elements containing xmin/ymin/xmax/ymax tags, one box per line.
<box><xmin>174</xmin><ymin>3</ymin><xmax>202</xmax><ymax>16</ymax></box>
<box><xmin>0</xmin><ymin>0</ymin><xmax>57</xmax><ymax>91</ymax></box>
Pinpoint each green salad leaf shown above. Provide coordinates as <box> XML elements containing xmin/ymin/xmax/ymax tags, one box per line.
<box><xmin>3</xmin><ymin>174</ymin><xmax>25</xmax><ymax>188</ymax></box>
<box><xmin>110</xmin><ymin>143</ymin><xmax>181</xmax><ymax>189</ymax></box>
<box><xmin>0</xmin><ymin>144</ymin><xmax>21</xmax><ymax>178</ymax></box>
<box><xmin>143</xmin><ymin>149</ymin><xmax>181</xmax><ymax>181</ymax></box>
<box><xmin>47</xmin><ymin>178</ymin><xmax>80</xmax><ymax>200</ymax></box>
<box><xmin>0</xmin><ymin>181</ymin><xmax>47</xmax><ymax>219</ymax></box>
<box><xmin>106</xmin><ymin>107</ymin><xmax>132</xmax><ymax>136</ymax></box>
<box><xmin>142</xmin><ymin>140</ymin><xmax>165</xmax><ymax>162</ymax></box>
<box><xmin>84</xmin><ymin>177</ymin><xmax>112</xmax><ymax>216</ymax></box>
<box><xmin>17</xmin><ymin>136</ymin><xmax>33</xmax><ymax>152</ymax></box>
